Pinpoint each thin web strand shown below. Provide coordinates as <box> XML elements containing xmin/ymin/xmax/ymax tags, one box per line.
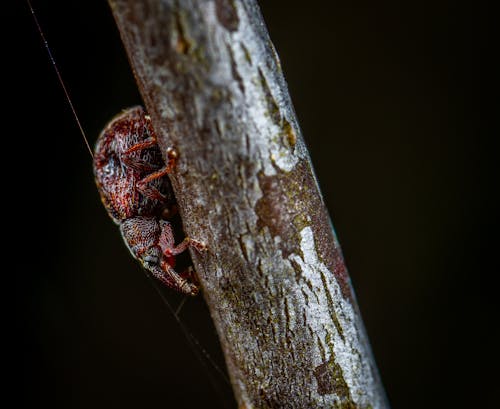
<box><xmin>147</xmin><ymin>276</ymin><xmax>232</xmax><ymax>408</ymax></box>
<box><xmin>175</xmin><ymin>295</ymin><xmax>188</xmax><ymax>317</ymax></box>
<box><xmin>27</xmin><ymin>0</ymin><xmax>93</xmax><ymax>158</ymax></box>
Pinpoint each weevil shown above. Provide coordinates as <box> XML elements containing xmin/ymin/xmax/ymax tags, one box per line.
<box><xmin>93</xmin><ymin>106</ymin><xmax>205</xmax><ymax>295</ymax></box>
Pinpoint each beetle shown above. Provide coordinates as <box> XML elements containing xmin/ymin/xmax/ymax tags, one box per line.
<box><xmin>93</xmin><ymin>106</ymin><xmax>205</xmax><ymax>295</ymax></box>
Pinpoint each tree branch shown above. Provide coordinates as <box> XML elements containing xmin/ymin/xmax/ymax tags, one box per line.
<box><xmin>108</xmin><ymin>1</ymin><xmax>388</xmax><ymax>407</ymax></box>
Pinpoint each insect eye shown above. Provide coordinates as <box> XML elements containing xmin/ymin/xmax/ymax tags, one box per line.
<box><xmin>143</xmin><ymin>255</ymin><xmax>159</xmax><ymax>265</ymax></box>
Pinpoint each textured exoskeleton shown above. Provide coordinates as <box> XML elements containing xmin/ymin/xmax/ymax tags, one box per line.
<box><xmin>93</xmin><ymin>106</ymin><xmax>204</xmax><ymax>295</ymax></box>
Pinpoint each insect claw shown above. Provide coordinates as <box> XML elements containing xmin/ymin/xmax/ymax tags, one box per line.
<box><xmin>182</xmin><ymin>281</ymin><xmax>199</xmax><ymax>296</ymax></box>
<box><xmin>166</xmin><ymin>146</ymin><xmax>179</xmax><ymax>160</ymax></box>
<box><xmin>188</xmin><ymin>238</ymin><xmax>208</xmax><ymax>253</ymax></box>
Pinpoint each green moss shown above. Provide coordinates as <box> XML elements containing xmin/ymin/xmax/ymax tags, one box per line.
<box><xmin>293</xmin><ymin>213</ymin><xmax>309</xmax><ymax>232</ymax></box>
<box><xmin>314</xmin><ymin>356</ymin><xmax>352</xmax><ymax>401</ymax></box>
<box><xmin>172</xmin><ymin>10</ymin><xmax>209</xmax><ymax>70</ymax></box>
<box><xmin>174</xmin><ymin>10</ymin><xmax>192</xmax><ymax>55</ymax></box>
<box><xmin>241</xmin><ymin>43</ymin><xmax>252</xmax><ymax>65</ymax></box>
<box><xmin>258</xmin><ymin>68</ymin><xmax>281</xmax><ymax>125</ymax></box>
<box><xmin>283</xmin><ymin>119</ymin><xmax>296</xmax><ymax>149</ymax></box>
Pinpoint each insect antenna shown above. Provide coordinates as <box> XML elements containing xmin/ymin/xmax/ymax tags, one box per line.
<box><xmin>27</xmin><ymin>0</ymin><xmax>93</xmax><ymax>158</ymax></box>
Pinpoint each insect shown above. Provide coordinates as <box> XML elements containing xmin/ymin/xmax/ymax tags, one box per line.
<box><xmin>93</xmin><ymin>106</ymin><xmax>205</xmax><ymax>296</ymax></box>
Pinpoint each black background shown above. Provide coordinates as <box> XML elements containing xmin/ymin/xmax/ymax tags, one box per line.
<box><xmin>8</xmin><ymin>1</ymin><xmax>494</xmax><ymax>408</ymax></box>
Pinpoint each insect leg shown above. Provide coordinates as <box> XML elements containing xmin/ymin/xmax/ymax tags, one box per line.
<box><xmin>135</xmin><ymin>166</ymin><xmax>172</xmax><ymax>202</ymax></box>
<box><xmin>124</xmin><ymin>137</ymin><xmax>157</xmax><ymax>155</ymax></box>
<box><xmin>158</xmin><ymin>220</ymin><xmax>207</xmax><ymax>257</ymax></box>
<box><xmin>147</xmin><ymin>261</ymin><xmax>199</xmax><ymax>296</ymax></box>
<box><xmin>134</xmin><ymin>147</ymin><xmax>179</xmax><ymax>201</ymax></box>
<box><xmin>121</xmin><ymin>138</ymin><xmax>159</xmax><ymax>172</ymax></box>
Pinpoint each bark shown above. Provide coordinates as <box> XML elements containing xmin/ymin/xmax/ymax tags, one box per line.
<box><xmin>108</xmin><ymin>1</ymin><xmax>389</xmax><ymax>408</ymax></box>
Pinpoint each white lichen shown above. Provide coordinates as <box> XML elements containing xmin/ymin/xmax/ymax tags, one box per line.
<box><xmin>290</xmin><ymin>226</ymin><xmax>384</xmax><ymax>408</ymax></box>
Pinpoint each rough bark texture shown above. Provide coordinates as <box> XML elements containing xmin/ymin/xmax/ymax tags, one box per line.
<box><xmin>108</xmin><ymin>1</ymin><xmax>389</xmax><ymax>408</ymax></box>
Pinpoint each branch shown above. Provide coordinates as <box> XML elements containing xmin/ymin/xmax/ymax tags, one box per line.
<box><xmin>108</xmin><ymin>1</ymin><xmax>388</xmax><ymax>407</ymax></box>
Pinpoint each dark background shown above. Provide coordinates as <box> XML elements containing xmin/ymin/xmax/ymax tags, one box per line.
<box><xmin>8</xmin><ymin>0</ymin><xmax>494</xmax><ymax>408</ymax></box>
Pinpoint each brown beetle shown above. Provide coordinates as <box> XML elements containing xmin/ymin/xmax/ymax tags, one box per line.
<box><xmin>93</xmin><ymin>106</ymin><xmax>204</xmax><ymax>295</ymax></box>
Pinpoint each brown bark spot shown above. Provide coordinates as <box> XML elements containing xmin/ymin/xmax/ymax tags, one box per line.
<box><xmin>255</xmin><ymin>164</ymin><xmax>304</xmax><ymax>259</ymax></box>
<box><xmin>313</xmin><ymin>358</ymin><xmax>353</xmax><ymax>403</ymax></box>
<box><xmin>255</xmin><ymin>160</ymin><xmax>353</xmax><ymax>300</ymax></box>
<box><xmin>215</xmin><ymin>0</ymin><xmax>240</xmax><ymax>32</ymax></box>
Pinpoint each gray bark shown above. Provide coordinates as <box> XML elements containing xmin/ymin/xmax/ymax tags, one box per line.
<box><xmin>108</xmin><ymin>1</ymin><xmax>389</xmax><ymax>407</ymax></box>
